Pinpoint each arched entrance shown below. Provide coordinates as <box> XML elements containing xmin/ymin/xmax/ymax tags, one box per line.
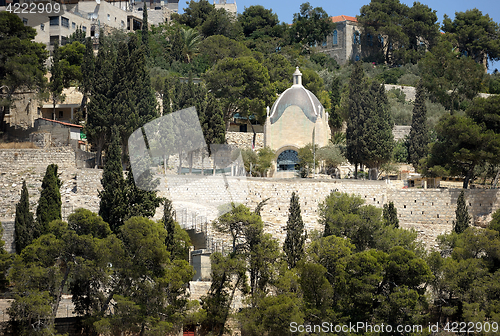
<box><xmin>277</xmin><ymin>149</ymin><xmax>299</xmax><ymax>171</ymax></box>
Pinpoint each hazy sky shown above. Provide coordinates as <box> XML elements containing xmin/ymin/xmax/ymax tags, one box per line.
<box><xmin>179</xmin><ymin>0</ymin><xmax>500</xmax><ymax>72</ymax></box>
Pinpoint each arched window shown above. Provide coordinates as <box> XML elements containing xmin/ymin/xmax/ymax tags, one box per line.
<box><xmin>332</xmin><ymin>30</ymin><xmax>338</xmax><ymax>46</ymax></box>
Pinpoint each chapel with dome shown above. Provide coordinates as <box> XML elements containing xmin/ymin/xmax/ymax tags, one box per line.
<box><xmin>264</xmin><ymin>67</ymin><xmax>331</xmax><ymax>174</ymax></box>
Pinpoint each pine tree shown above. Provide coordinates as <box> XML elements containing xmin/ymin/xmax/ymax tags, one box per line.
<box><xmin>14</xmin><ymin>180</ymin><xmax>35</xmax><ymax>252</ymax></box>
<box><xmin>346</xmin><ymin>62</ymin><xmax>366</xmax><ymax>178</ymax></box>
<box><xmin>35</xmin><ymin>164</ymin><xmax>62</xmax><ymax>237</ymax></box>
<box><xmin>453</xmin><ymin>190</ymin><xmax>470</xmax><ymax>234</ymax></box>
<box><xmin>408</xmin><ymin>81</ymin><xmax>430</xmax><ymax>168</ymax></box>
<box><xmin>163</xmin><ymin>198</ymin><xmax>176</xmax><ymax>257</ymax></box>
<box><xmin>99</xmin><ymin>127</ymin><xmax>127</xmax><ymax>233</ymax></box>
<box><xmin>383</xmin><ymin>201</ymin><xmax>399</xmax><ymax>228</ymax></box>
<box><xmin>283</xmin><ymin>192</ymin><xmax>307</xmax><ymax>269</ymax></box>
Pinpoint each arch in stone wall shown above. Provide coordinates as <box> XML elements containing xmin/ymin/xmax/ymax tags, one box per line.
<box><xmin>275</xmin><ymin>145</ymin><xmax>300</xmax><ymax>172</ymax></box>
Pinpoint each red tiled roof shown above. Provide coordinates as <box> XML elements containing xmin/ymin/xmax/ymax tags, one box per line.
<box><xmin>38</xmin><ymin>118</ymin><xmax>83</xmax><ymax>128</ymax></box>
<box><xmin>330</xmin><ymin>15</ymin><xmax>358</xmax><ymax>23</ymax></box>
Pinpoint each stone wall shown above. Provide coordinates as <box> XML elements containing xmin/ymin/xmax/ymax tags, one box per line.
<box><xmin>226</xmin><ymin>132</ymin><xmax>264</xmax><ymax>150</ymax></box>
<box><xmin>385</xmin><ymin>84</ymin><xmax>416</xmax><ymax>101</ymax></box>
<box><xmin>393</xmin><ymin>125</ymin><xmax>411</xmax><ymax>141</ymax></box>
<box><xmin>2</xmin><ymin>147</ymin><xmax>500</xmax><ymax>252</ymax></box>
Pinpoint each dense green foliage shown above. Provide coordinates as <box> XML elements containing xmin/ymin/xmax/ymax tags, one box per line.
<box><xmin>6</xmin><ymin>212</ymin><xmax>195</xmax><ymax>335</ymax></box>
<box><xmin>442</xmin><ymin>9</ymin><xmax>500</xmax><ymax>67</ymax></box>
<box><xmin>346</xmin><ymin>63</ymin><xmax>394</xmax><ymax>178</ymax></box>
<box><xmin>358</xmin><ymin>0</ymin><xmax>440</xmax><ymax>65</ymax></box>
<box><xmin>383</xmin><ymin>201</ymin><xmax>399</xmax><ymax>228</ymax></box>
<box><xmin>0</xmin><ymin>12</ymin><xmax>47</xmax><ymax>132</ymax></box>
<box><xmin>290</xmin><ymin>2</ymin><xmax>336</xmax><ymax>47</ymax></box>
<box><xmin>5</xmin><ymin>2</ymin><xmax>500</xmax><ymax>334</ymax></box>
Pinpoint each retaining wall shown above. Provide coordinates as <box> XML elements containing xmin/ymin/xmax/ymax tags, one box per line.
<box><xmin>2</xmin><ymin>148</ymin><xmax>500</xmax><ymax>252</ymax></box>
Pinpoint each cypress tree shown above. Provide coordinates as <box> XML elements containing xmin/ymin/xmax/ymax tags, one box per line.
<box><xmin>383</xmin><ymin>201</ymin><xmax>399</xmax><ymax>228</ymax></box>
<box><xmin>14</xmin><ymin>180</ymin><xmax>35</xmax><ymax>252</ymax></box>
<box><xmin>163</xmin><ymin>198</ymin><xmax>176</xmax><ymax>257</ymax></box>
<box><xmin>85</xmin><ymin>35</ymin><xmax>114</xmax><ymax>167</ymax></box>
<box><xmin>408</xmin><ymin>81</ymin><xmax>430</xmax><ymax>168</ymax></box>
<box><xmin>142</xmin><ymin>1</ymin><xmax>149</xmax><ymax>56</ymax></box>
<box><xmin>49</xmin><ymin>42</ymin><xmax>64</xmax><ymax>119</ymax></box>
<box><xmin>362</xmin><ymin>82</ymin><xmax>394</xmax><ymax>179</ymax></box>
<box><xmin>81</xmin><ymin>37</ymin><xmax>95</xmax><ymax>106</ymax></box>
<box><xmin>283</xmin><ymin>192</ymin><xmax>307</xmax><ymax>269</ymax></box>
<box><xmin>346</xmin><ymin>62</ymin><xmax>366</xmax><ymax>178</ymax></box>
<box><xmin>328</xmin><ymin>76</ymin><xmax>343</xmax><ymax>130</ymax></box>
<box><xmin>163</xmin><ymin>77</ymin><xmax>172</xmax><ymax>116</ymax></box>
<box><xmin>453</xmin><ymin>190</ymin><xmax>470</xmax><ymax>234</ymax></box>
<box><xmin>99</xmin><ymin>127</ymin><xmax>127</xmax><ymax>233</ymax></box>
<box><xmin>124</xmin><ymin>167</ymin><xmax>162</xmax><ymax>220</ymax></box>
<box><xmin>35</xmin><ymin>164</ymin><xmax>62</xmax><ymax>237</ymax></box>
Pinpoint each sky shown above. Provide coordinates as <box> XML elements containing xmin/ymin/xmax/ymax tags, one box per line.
<box><xmin>179</xmin><ymin>0</ymin><xmax>500</xmax><ymax>72</ymax></box>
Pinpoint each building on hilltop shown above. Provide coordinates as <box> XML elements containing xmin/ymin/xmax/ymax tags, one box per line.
<box><xmin>318</xmin><ymin>15</ymin><xmax>362</xmax><ymax>65</ymax></box>
<box><xmin>264</xmin><ymin>67</ymin><xmax>331</xmax><ymax>175</ymax></box>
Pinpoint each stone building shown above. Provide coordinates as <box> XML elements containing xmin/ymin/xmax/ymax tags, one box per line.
<box><xmin>319</xmin><ymin>15</ymin><xmax>362</xmax><ymax>65</ymax></box>
<box><xmin>1</xmin><ymin>0</ymin><xmax>172</xmax><ymax>49</ymax></box>
<box><xmin>264</xmin><ymin>67</ymin><xmax>331</xmax><ymax>174</ymax></box>
<box><xmin>214</xmin><ymin>0</ymin><xmax>237</xmax><ymax>17</ymax></box>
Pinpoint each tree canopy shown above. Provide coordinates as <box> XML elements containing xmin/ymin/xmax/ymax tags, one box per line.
<box><xmin>442</xmin><ymin>9</ymin><xmax>500</xmax><ymax>68</ymax></box>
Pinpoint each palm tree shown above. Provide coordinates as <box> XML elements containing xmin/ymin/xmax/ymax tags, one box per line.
<box><xmin>181</xmin><ymin>27</ymin><xmax>202</xmax><ymax>63</ymax></box>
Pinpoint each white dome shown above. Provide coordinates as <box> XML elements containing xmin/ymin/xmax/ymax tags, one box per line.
<box><xmin>269</xmin><ymin>67</ymin><xmax>323</xmax><ymax>124</ymax></box>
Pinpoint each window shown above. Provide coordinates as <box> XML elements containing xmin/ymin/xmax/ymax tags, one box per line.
<box><xmin>61</xmin><ymin>17</ymin><xmax>69</xmax><ymax>28</ymax></box>
<box><xmin>59</xmin><ymin>111</ymin><xmax>64</xmax><ymax>118</ymax></box>
<box><xmin>82</xmin><ymin>26</ymin><xmax>87</xmax><ymax>32</ymax></box>
<box><xmin>40</xmin><ymin>23</ymin><xmax>45</xmax><ymax>31</ymax></box>
<box><xmin>107</xmin><ymin>14</ymin><xmax>110</xmax><ymax>21</ymax></box>
<box><xmin>61</xmin><ymin>36</ymin><xmax>68</xmax><ymax>45</ymax></box>
<box><xmin>121</xmin><ymin>20</ymin><xmax>125</xmax><ymax>27</ymax></box>
<box><xmin>353</xmin><ymin>31</ymin><xmax>360</xmax><ymax>44</ymax></box>
<box><xmin>355</xmin><ymin>55</ymin><xmax>360</xmax><ymax>61</ymax></box>
<box><xmin>22</xmin><ymin>17</ymin><xmax>28</xmax><ymax>25</ymax></box>
<box><xmin>50</xmin><ymin>35</ymin><xmax>59</xmax><ymax>45</ymax></box>
<box><xmin>49</xmin><ymin>16</ymin><xmax>59</xmax><ymax>26</ymax></box>
<box><xmin>322</xmin><ymin>40</ymin><xmax>327</xmax><ymax>47</ymax></box>
<box><xmin>332</xmin><ymin>30</ymin><xmax>338</xmax><ymax>45</ymax></box>
<box><xmin>378</xmin><ymin>35</ymin><xmax>384</xmax><ymax>45</ymax></box>
<box><xmin>72</xmin><ymin>22</ymin><xmax>76</xmax><ymax>29</ymax></box>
